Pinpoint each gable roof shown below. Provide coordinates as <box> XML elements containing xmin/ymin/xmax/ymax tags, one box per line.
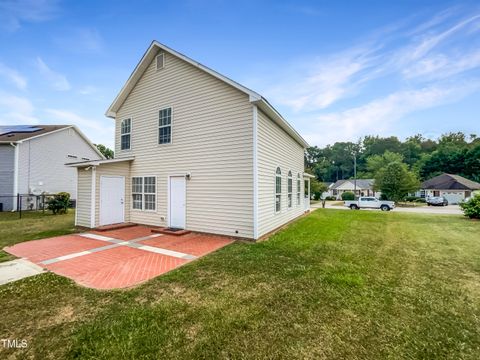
<box><xmin>106</xmin><ymin>40</ymin><xmax>309</xmax><ymax>148</ymax></box>
<box><xmin>331</xmin><ymin>179</ymin><xmax>375</xmax><ymax>190</ymax></box>
<box><xmin>0</xmin><ymin>125</ymin><xmax>70</xmax><ymax>142</ymax></box>
<box><xmin>421</xmin><ymin>173</ymin><xmax>480</xmax><ymax>190</ymax></box>
<box><xmin>0</xmin><ymin>124</ymin><xmax>105</xmax><ymax>159</ymax></box>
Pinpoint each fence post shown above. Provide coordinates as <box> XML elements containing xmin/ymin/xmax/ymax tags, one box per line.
<box><xmin>17</xmin><ymin>193</ymin><xmax>22</xmax><ymax>219</ymax></box>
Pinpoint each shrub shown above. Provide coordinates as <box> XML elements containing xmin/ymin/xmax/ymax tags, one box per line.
<box><xmin>341</xmin><ymin>191</ymin><xmax>355</xmax><ymax>201</ymax></box>
<box><xmin>414</xmin><ymin>198</ymin><xmax>426</xmax><ymax>203</ymax></box>
<box><xmin>404</xmin><ymin>196</ymin><xmax>419</xmax><ymax>202</ymax></box>
<box><xmin>460</xmin><ymin>194</ymin><xmax>480</xmax><ymax>219</ymax></box>
<box><xmin>325</xmin><ymin>196</ymin><xmax>336</xmax><ymax>201</ymax></box>
<box><xmin>47</xmin><ymin>192</ymin><xmax>70</xmax><ymax>215</ymax></box>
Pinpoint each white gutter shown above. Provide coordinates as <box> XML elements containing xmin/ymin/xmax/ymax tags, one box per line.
<box><xmin>10</xmin><ymin>142</ymin><xmax>19</xmax><ymax>211</ymax></box>
<box><xmin>252</xmin><ymin>105</ymin><xmax>259</xmax><ymax>240</ymax></box>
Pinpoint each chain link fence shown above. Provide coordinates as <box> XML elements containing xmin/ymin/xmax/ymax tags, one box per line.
<box><xmin>0</xmin><ymin>194</ymin><xmax>76</xmax><ymax>218</ymax></box>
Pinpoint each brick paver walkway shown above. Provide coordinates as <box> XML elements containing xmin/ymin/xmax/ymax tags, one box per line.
<box><xmin>4</xmin><ymin>226</ymin><xmax>233</xmax><ymax>289</ymax></box>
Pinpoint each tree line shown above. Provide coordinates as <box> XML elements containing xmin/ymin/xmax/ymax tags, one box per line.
<box><xmin>306</xmin><ymin>132</ymin><xmax>480</xmax><ymax>201</ymax></box>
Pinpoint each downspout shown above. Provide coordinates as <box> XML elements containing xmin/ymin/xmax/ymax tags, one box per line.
<box><xmin>90</xmin><ymin>166</ymin><xmax>97</xmax><ymax>228</ymax></box>
<box><xmin>10</xmin><ymin>142</ymin><xmax>19</xmax><ymax>211</ymax></box>
<box><xmin>252</xmin><ymin>105</ymin><xmax>259</xmax><ymax>240</ymax></box>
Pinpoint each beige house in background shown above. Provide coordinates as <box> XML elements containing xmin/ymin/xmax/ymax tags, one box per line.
<box><xmin>69</xmin><ymin>41</ymin><xmax>311</xmax><ymax>240</ymax></box>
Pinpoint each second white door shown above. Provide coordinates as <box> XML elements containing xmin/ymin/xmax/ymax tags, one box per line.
<box><xmin>169</xmin><ymin>176</ymin><xmax>186</xmax><ymax>229</ymax></box>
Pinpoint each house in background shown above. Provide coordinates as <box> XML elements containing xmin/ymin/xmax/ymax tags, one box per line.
<box><xmin>418</xmin><ymin>173</ymin><xmax>480</xmax><ymax>204</ymax></box>
<box><xmin>69</xmin><ymin>41</ymin><xmax>311</xmax><ymax>240</ymax></box>
<box><xmin>328</xmin><ymin>179</ymin><xmax>380</xmax><ymax>199</ymax></box>
<box><xmin>0</xmin><ymin>125</ymin><xmax>103</xmax><ymax>211</ymax></box>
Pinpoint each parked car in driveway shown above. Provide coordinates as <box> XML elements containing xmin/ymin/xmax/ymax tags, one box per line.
<box><xmin>344</xmin><ymin>197</ymin><xmax>395</xmax><ymax>211</ymax></box>
<box><xmin>426</xmin><ymin>196</ymin><xmax>448</xmax><ymax>206</ymax></box>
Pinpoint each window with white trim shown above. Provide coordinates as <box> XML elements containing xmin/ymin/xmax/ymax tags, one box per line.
<box><xmin>159</xmin><ymin>108</ymin><xmax>172</xmax><ymax>144</ymax></box>
<box><xmin>275</xmin><ymin>167</ymin><xmax>282</xmax><ymax>213</ymax></box>
<box><xmin>297</xmin><ymin>173</ymin><xmax>301</xmax><ymax>205</ymax></box>
<box><xmin>132</xmin><ymin>176</ymin><xmax>156</xmax><ymax>210</ymax></box>
<box><xmin>120</xmin><ymin>118</ymin><xmax>131</xmax><ymax>150</ymax></box>
<box><xmin>287</xmin><ymin>171</ymin><xmax>293</xmax><ymax>208</ymax></box>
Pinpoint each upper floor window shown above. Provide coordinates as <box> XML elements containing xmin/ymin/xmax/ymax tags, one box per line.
<box><xmin>121</xmin><ymin>118</ymin><xmax>131</xmax><ymax>150</ymax></box>
<box><xmin>287</xmin><ymin>171</ymin><xmax>293</xmax><ymax>208</ymax></box>
<box><xmin>275</xmin><ymin>167</ymin><xmax>282</xmax><ymax>213</ymax></box>
<box><xmin>159</xmin><ymin>107</ymin><xmax>172</xmax><ymax>144</ymax></box>
<box><xmin>297</xmin><ymin>173</ymin><xmax>301</xmax><ymax>205</ymax></box>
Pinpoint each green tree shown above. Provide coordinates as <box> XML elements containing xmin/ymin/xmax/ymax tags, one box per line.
<box><xmin>365</xmin><ymin>151</ymin><xmax>404</xmax><ymax>177</ymax></box>
<box><xmin>310</xmin><ymin>178</ymin><xmax>327</xmax><ymax>200</ymax></box>
<box><xmin>375</xmin><ymin>162</ymin><xmax>420</xmax><ymax>203</ymax></box>
<box><xmin>95</xmin><ymin>144</ymin><xmax>114</xmax><ymax>159</ymax></box>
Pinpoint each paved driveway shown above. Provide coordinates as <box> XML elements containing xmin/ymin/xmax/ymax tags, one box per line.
<box><xmin>4</xmin><ymin>226</ymin><xmax>233</xmax><ymax>289</ymax></box>
<box><xmin>312</xmin><ymin>202</ymin><xmax>463</xmax><ymax>215</ymax></box>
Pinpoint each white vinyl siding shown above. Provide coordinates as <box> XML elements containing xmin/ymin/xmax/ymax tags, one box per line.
<box><xmin>16</xmin><ymin>127</ymin><xmax>100</xmax><ymax>200</ymax></box>
<box><xmin>115</xmin><ymin>51</ymin><xmax>254</xmax><ymax>238</ymax></box>
<box><xmin>76</xmin><ymin>168</ymin><xmax>92</xmax><ymax>227</ymax></box>
<box><xmin>257</xmin><ymin>109</ymin><xmax>305</xmax><ymax>237</ymax></box>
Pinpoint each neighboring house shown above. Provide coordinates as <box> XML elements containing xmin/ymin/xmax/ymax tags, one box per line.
<box><xmin>0</xmin><ymin>125</ymin><xmax>103</xmax><ymax>211</ymax></box>
<box><xmin>418</xmin><ymin>173</ymin><xmax>480</xmax><ymax>204</ymax></box>
<box><xmin>328</xmin><ymin>179</ymin><xmax>380</xmax><ymax>199</ymax></box>
<box><xmin>69</xmin><ymin>41</ymin><xmax>311</xmax><ymax>240</ymax></box>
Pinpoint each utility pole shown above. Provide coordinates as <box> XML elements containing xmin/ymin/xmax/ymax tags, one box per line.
<box><xmin>353</xmin><ymin>152</ymin><xmax>357</xmax><ymax>199</ymax></box>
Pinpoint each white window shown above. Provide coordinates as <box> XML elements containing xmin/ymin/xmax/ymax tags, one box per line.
<box><xmin>287</xmin><ymin>171</ymin><xmax>293</xmax><ymax>208</ymax></box>
<box><xmin>297</xmin><ymin>173</ymin><xmax>301</xmax><ymax>205</ymax></box>
<box><xmin>132</xmin><ymin>176</ymin><xmax>156</xmax><ymax>211</ymax></box>
<box><xmin>275</xmin><ymin>167</ymin><xmax>282</xmax><ymax>213</ymax></box>
<box><xmin>159</xmin><ymin>108</ymin><xmax>172</xmax><ymax>144</ymax></box>
<box><xmin>121</xmin><ymin>118</ymin><xmax>131</xmax><ymax>150</ymax></box>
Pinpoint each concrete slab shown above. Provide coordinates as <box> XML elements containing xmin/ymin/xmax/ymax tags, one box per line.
<box><xmin>0</xmin><ymin>259</ymin><xmax>45</xmax><ymax>285</ymax></box>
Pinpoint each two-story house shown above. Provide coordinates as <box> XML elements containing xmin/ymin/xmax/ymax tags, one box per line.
<box><xmin>69</xmin><ymin>41</ymin><xmax>312</xmax><ymax>240</ymax></box>
<box><xmin>0</xmin><ymin>125</ymin><xmax>103</xmax><ymax>211</ymax></box>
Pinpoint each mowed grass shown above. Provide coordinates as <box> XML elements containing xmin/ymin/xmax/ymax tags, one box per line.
<box><xmin>1</xmin><ymin>210</ymin><xmax>480</xmax><ymax>359</ymax></box>
<box><xmin>0</xmin><ymin>211</ymin><xmax>76</xmax><ymax>262</ymax></box>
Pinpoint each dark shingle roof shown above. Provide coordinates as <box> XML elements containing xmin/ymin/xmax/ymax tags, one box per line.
<box><xmin>0</xmin><ymin>125</ymin><xmax>70</xmax><ymax>142</ymax></box>
<box><xmin>421</xmin><ymin>173</ymin><xmax>480</xmax><ymax>190</ymax></box>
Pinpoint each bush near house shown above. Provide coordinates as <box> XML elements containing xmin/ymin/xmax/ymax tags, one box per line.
<box><xmin>341</xmin><ymin>191</ymin><xmax>355</xmax><ymax>200</ymax></box>
<box><xmin>47</xmin><ymin>192</ymin><xmax>71</xmax><ymax>215</ymax></box>
<box><xmin>324</xmin><ymin>196</ymin><xmax>337</xmax><ymax>201</ymax></box>
<box><xmin>460</xmin><ymin>194</ymin><xmax>480</xmax><ymax>219</ymax></box>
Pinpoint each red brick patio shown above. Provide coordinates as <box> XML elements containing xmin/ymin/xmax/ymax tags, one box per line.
<box><xmin>4</xmin><ymin>226</ymin><xmax>233</xmax><ymax>290</ymax></box>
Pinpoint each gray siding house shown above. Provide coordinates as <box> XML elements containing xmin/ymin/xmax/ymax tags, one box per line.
<box><xmin>0</xmin><ymin>125</ymin><xmax>102</xmax><ymax>211</ymax></box>
<box><xmin>70</xmin><ymin>41</ymin><xmax>312</xmax><ymax>240</ymax></box>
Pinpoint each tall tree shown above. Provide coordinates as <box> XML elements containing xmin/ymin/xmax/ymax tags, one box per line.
<box><xmin>95</xmin><ymin>144</ymin><xmax>114</xmax><ymax>159</ymax></box>
<box><xmin>375</xmin><ymin>162</ymin><xmax>420</xmax><ymax>202</ymax></box>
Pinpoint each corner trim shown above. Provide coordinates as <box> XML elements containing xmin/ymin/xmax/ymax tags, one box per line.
<box><xmin>90</xmin><ymin>167</ymin><xmax>96</xmax><ymax>228</ymax></box>
<box><xmin>11</xmin><ymin>142</ymin><xmax>19</xmax><ymax>211</ymax></box>
<box><xmin>253</xmin><ymin>105</ymin><xmax>259</xmax><ymax>240</ymax></box>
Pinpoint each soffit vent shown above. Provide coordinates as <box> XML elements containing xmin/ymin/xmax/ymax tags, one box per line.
<box><xmin>156</xmin><ymin>53</ymin><xmax>165</xmax><ymax>71</ymax></box>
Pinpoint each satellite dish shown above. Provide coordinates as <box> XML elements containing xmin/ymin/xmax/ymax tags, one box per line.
<box><xmin>31</xmin><ymin>188</ymin><xmax>43</xmax><ymax>196</ymax></box>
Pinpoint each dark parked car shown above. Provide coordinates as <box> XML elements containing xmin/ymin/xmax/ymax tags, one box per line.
<box><xmin>426</xmin><ymin>196</ymin><xmax>448</xmax><ymax>206</ymax></box>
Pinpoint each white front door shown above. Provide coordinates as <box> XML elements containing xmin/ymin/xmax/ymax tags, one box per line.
<box><xmin>169</xmin><ymin>176</ymin><xmax>186</xmax><ymax>229</ymax></box>
<box><xmin>99</xmin><ymin>176</ymin><xmax>125</xmax><ymax>226</ymax></box>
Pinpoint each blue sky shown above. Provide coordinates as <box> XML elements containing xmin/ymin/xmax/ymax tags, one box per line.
<box><xmin>1</xmin><ymin>0</ymin><xmax>479</xmax><ymax>149</ymax></box>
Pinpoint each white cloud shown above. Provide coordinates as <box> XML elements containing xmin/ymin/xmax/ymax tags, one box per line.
<box><xmin>0</xmin><ymin>63</ymin><xmax>27</xmax><ymax>90</ymax></box>
<box><xmin>0</xmin><ymin>91</ymin><xmax>37</xmax><ymax>124</ymax></box>
<box><xmin>78</xmin><ymin>85</ymin><xmax>98</xmax><ymax>95</ymax></box>
<box><xmin>0</xmin><ymin>0</ymin><xmax>59</xmax><ymax>31</ymax></box>
<box><xmin>54</xmin><ymin>27</ymin><xmax>104</xmax><ymax>53</ymax></box>
<box><xmin>303</xmin><ymin>81</ymin><xmax>480</xmax><ymax>146</ymax></box>
<box><xmin>35</xmin><ymin>57</ymin><xmax>71</xmax><ymax>91</ymax></box>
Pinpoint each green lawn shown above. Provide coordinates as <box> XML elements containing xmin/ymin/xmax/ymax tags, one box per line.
<box><xmin>1</xmin><ymin>210</ymin><xmax>479</xmax><ymax>359</ymax></box>
<box><xmin>0</xmin><ymin>211</ymin><xmax>76</xmax><ymax>262</ymax></box>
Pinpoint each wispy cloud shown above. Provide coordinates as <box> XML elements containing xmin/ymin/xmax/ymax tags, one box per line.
<box><xmin>78</xmin><ymin>85</ymin><xmax>98</xmax><ymax>95</ymax></box>
<box><xmin>302</xmin><ymin>81</ymin><xmax>480</xmax><ymax>146</ymax></box>
<box><xmin>0</xmin><ymin>0</ymin><xmax>59</xmax><ymax>31</ymax></box>
<box><xmin>53</xmin><ymin>27</ymin><xmax>104</xmax><ymax>53</ymax></box>
<box><xmin>0</xmin><ymin>63</ymin><xmax>27</xmax><ymax>90</ymax></box>
<box><xmin>35</xmin><ymin>57</ymin><xmax>71</xmax><ymax>91</ymax></box>
<box><xmin>263</xmin><ymin>7</ymin><xmax>480</xmax><ymax>115</ymax></box>
<box><xmin>0</xmin><ymin>91</ymin><xmax>37</xmax><ymax>124</ymax></box>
